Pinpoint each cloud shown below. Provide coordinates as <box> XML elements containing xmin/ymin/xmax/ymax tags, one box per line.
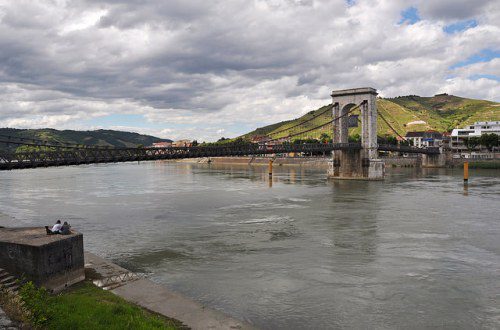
<box><xmin>418</xmin><ymin>0</ymin><xmax>495</xmax><ymax>21</ymax></box>
<box><xmin>0</xmin><ymin>0</ymin><xmax>498</xmax><ymax>140</ymax></box>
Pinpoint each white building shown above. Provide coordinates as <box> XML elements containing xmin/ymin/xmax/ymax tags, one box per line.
<box><xmin>451</xmin><ymin>121</ymin><xmax>500</xmax><ymax>137</ymax></box>
<box><xmin>405</xmin><ymin>131</ymin><xmax>443</xmax><ymax>148</ymax></box>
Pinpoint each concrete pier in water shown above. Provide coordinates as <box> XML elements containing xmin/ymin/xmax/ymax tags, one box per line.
<box><xmin>328</xmin><ymin>87</ymin><xmax>385</xmax><ymax>180</ymax></box>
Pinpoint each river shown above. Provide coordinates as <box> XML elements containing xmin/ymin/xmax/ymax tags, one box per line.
<box><xmin>0</xmin><ymin>162</ymin><xmax>499</xmax><ymax>329</ymax></box>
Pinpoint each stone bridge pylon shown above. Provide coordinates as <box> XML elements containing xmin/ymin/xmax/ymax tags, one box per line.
<box><xmin>328</xmin><ymin>87</ymin><xmax>385</xmax><ymax>180</ymax></box>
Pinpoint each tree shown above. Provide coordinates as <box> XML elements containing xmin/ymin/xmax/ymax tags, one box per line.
<box><xmin>386</xmin><ymin>136</ymin><xmax>398</xmax><ymax>145</ymax></box>
<box><xmin>479</xmin><ymin>133</ymin><xmax>499</xmax><ymax>151</ymax></box>
<box><xmin>464</xmin><ymin>137</ymin><xmax>480</xmax><ymax>150</ymax></box>
<box><xmin>232</xmin><ymin>137</ymin><xmax>246</xmax><ymax>145</ymax></box>
<box><xmin>348</xmin><ymin>134</ymin><xmax>361</xmax><ymax>143</ymax></box>
<box><xmin>399</xmin><ymin>138</ymin><xmax>412</xmax><ymax>146</ymax></box>
<box><xmin>319</xmin><ymin>133</ymin><xmax>331</xmax><ymax>143</ymax></box>
<box><xmin>191</xmin><ymin>140</ymin><xmax>198</xmax><ymax>146</ymax></box>
<box><xmin>377</xmin><ymin>135</ymin><xmax>397</xmax><ymax>145</ymax></box>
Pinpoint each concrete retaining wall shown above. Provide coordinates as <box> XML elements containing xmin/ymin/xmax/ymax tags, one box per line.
<box><xmin>381</xmin><ymin>156</ymin><xmax>420</xmax><ymax>167</ymax></box>
<box><xmin>207</xmin><ymin>156</ymin><xmax>329</xmax><ymax>168</ymax></box>
<box><xmin>186</xmin><ymin>156</ymin><xmax>427</xmax><ymax>168</ymax></box>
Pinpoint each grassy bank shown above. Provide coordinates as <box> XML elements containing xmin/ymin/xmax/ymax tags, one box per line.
<box><xmin>468</xmin><ymin>161</ymin><xmax>500</xmax><ymax>169</ymax></box>
<box><xmin>2</xmin><ymin>281</ymin><xmax>184</xmax><ymax>329</ymax></box>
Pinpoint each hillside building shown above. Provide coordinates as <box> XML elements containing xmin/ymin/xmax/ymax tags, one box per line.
<box><xmin>405</xmin><ymin>131</ymin><xmax>443</xmax><ymax>148</ymax></box>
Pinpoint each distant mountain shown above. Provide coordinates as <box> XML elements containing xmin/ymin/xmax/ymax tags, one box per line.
<box><xmin>0</xmin><ymin>128</ymin><xmax>171</xmax><ymax>152</ymax></box>
<box><xmin>242</xmin><ymin>94</ymin><xmax>500</xmax><ymax>140</ymax></box>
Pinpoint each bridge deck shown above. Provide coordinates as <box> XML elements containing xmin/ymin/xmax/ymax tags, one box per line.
<box><xmin>0</xmin><ymin>143</ymin><xmax>439</xmax><ymax>170</ymax></box>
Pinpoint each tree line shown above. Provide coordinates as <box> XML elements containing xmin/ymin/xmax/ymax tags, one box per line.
<box><xmin>463</xmin><ymin>133</ymin><xmax>499</xmax><ymax>151</ymax></box>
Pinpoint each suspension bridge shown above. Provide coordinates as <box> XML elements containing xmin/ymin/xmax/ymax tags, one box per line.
<box><xmin>0</xmin><ymin>88</ymin><xmax>442</xmax><ymax>177</ymax></box>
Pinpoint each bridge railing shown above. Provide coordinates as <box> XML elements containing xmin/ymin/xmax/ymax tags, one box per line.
<box><xmin>0</xmin><ymin>142</ymin><xmax>440</xmax><ymax>170</ymax></box>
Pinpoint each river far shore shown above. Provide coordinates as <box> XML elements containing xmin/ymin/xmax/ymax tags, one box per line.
<box><xmin>175</xmin><ymin>156</ymin><xmax>500</xmax><ymax>169</ymax></box>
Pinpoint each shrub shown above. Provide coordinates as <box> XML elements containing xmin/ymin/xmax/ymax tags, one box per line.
<box><xmin>19</xmin><ymin>281</ymin><xmax>50</xmax><ymax>327</ymax></box>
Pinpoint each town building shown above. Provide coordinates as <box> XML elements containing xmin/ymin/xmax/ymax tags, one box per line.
<box><xmin>151</xmin><ymin>141</ymin><xmax>172</xmax><ymax>148</ymax></box>
<box><xmin>404</xmin><ymin>131</ymin><xmax>443</xmax><ymax>148</ymax></box>
<box><xmin>172</xmin><ymin>140</ymin><xmax>192</xmax><ymax>147</ymax></box>
<box><xmin>450</xmin><ymin>121</ymin><xmax>500</xmax><ymax>151</ymax></box>
<box><xmin>451</xmin><ymin>121</ymin><xmax>500</xmax><ymax>137</ymax></box>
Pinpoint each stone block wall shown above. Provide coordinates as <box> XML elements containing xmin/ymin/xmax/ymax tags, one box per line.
<box><xmin>0</xmin><ymin>228</ymin><xmax>85</xmax><ymax>293</ymax></box>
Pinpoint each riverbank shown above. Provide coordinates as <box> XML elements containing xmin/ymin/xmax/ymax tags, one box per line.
<box><xmin>0</xmin><ymin>279</ymin><xmax>182</xmax><ymax>329</ymax></box>
<box><xmin>0</xmin><ymin>251</ymin><xmax>254</xmax><ymax>330</ymax></box>
<box><xmin>0</xmin><ymin>213</ymin><xmax>253</xmax><ymax>330</ymax></box>
<box><xmin>85</xmin><ymin>252</ymin><xmax>255</xmax><ymax>330</ymax></box>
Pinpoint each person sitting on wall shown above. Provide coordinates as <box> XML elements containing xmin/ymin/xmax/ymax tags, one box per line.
<box><xmin>45</xmin><ymin>220</ymin><xmax>62</xmax><ymax>235</ymax></box>
<box><xmin>60</xmin><ymin>221</ymin><xmax>71</xmax><ymax>235</ymax></box>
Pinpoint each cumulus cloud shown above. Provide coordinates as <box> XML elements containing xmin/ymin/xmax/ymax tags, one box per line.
<box><xmin>0</xmin><ymin>0</ymin><xmax>498</xmax><ymax>140</ymax></box>
<box><xmin>418</xmin><ymin>0</ymin><xmax>496</xmax><ymax>21</ymax></box>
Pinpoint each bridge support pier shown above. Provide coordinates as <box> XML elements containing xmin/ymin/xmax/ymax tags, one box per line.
<box><xmin>327</xmin><ymin>87</ymin><xmax>384</xmax><ymax>180</ymax></box>
<box><xmin>421</xmin><ymin>153</ymin><xmax>446</xmax><ymax>168</ymax></box>
<box><xmin>328</xmin><ymin>150</ymin><xmax>385</xmax><ymax>180</ymax></box>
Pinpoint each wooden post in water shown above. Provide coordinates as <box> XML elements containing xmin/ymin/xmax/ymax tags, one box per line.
<box><xmin>463</xmin><ymin>161</ymin><xmax>469</xmax><ymax>184</ymax></box>
<box><xmin>268</xmin><ymin>159</ymin><xmax>273</xmax><ymax>177</ymax></box>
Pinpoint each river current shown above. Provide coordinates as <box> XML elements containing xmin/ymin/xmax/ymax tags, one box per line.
<box><xmin>0</xmin><ymin>162</ymin><xmax>499</xmax><ymax>329</ymax></box>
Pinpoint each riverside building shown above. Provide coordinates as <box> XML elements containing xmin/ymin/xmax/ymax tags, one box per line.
<box><xmin>451</xmin><ymin>121</ymin><xmax>500</xmax><ymax>138</ymax></box>
<box><xmin>450</xmin><ymin>121</ymin><xmax>500</xmax><ymax>151</ymax></box>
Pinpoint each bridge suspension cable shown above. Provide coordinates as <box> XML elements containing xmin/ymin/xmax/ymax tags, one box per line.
<box><xmin>267</xmin><ymin>103</ymin><xmax>361</xmax><ymax>142</ymax></box>
<box><xmin>267</xmin><ymin>105</ymin><xmax>332</xmax><ymax>137</ymax></box>
<box><xmin>376</xmin><ymin>104</ymin><xmax>409</xmax><ymax>143</ymax></box>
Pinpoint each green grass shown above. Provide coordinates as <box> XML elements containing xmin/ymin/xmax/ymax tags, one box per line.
<box><xmin>389</xmin><ymin>95</ymin><xmax>500</xmax><ymax>131</ymax></box>
<box><xmin>18</xmin><ymin>281</ymin><xmax>183</xmax><ymax>330</ymax></box>
<box><xmin>468</xmin><ymin>161</ymin><xmax>500</xmax><ymax>169</ymax></box>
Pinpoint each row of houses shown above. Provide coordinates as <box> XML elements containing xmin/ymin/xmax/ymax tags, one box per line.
<box><xmin>404</xmin><ymin>121</ymin><xmax>500</xmax><ymax>151</ymax></box>
<box><xmin>150</xmin><ymin>139</ymin><xmax>192</xmax><ymax>148</ymax></box>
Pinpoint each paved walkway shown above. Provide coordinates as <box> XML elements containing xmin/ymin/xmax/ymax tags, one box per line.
<box><xmin>0</xmin><ymin>306</ymin><xmax>17</xmax><ymax>329</ymax></box>
<box><xmin>85</xmin><ymin>252</ymin><xmax>255</xmax><ymax>330</ymax></box>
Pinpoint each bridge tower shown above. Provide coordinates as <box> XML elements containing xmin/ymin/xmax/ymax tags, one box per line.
<box><xmin>328</xmin><ymin>87</ymin><xmax>385</xmax><ymax>180</ymax></box>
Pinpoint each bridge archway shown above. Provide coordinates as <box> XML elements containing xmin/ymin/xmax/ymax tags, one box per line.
<box><xmin>329</xmin><ymin>87</ymin><xmax>384</xmax><ymax>180</ymax></box>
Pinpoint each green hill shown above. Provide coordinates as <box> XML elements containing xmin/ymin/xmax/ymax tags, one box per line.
<box><xmin>242</xmin><ymin>94</ymin><xmax>500</xmax><ymax>141</ymax></box>
<box><xmin>0</xmin><ymin>128</ymin><xmax>171</xmax><ymax>152</ymax></box>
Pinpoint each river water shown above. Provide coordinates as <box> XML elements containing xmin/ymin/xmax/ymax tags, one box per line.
<box><xmin>0</xmin><ymin>162</ymin><xmax>499</xmax><ymax>329</ymax></box>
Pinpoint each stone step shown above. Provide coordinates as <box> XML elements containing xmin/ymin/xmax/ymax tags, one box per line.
<box><xmin>1</xmin><ymin>280</ymin><xmax>18</xmax><ymax>288</ymax></box>
<box><xmin>92</xmin><ymin>272</ymin><xmax>139</xmax><ymax>290</ymax></box>
<box><xmin>0</xmin><ymin>276</ymin><xmax>15</xmax><ymax>284</ymax></box>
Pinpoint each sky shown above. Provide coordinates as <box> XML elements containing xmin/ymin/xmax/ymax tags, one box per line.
<box><xmin>0</xmin><ymin>0</ymin><xmax>499</xmax><ymax>142</ymax></box>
